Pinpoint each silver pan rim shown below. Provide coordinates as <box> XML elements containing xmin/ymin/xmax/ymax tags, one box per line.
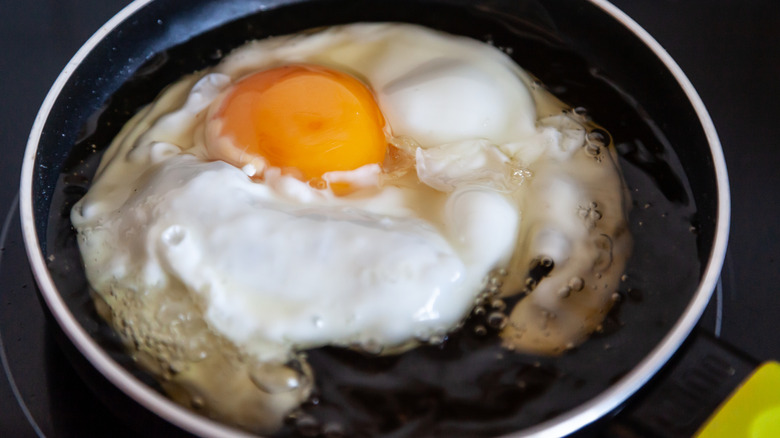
<box><xmin>502</xmin><ymin>0</ymin><xmax>730</xmax><ymax>436</ymax></box>
<box><xmin>20</xmin><ymin>1</ymin><xmax>252</xmax><ymax>436</ymax></box>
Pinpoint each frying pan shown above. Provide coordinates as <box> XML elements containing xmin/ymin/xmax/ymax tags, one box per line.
<box><xmin>20</xmin><ymin>0</ymin><xmax>729</xmax><ymax>436</ymax></box>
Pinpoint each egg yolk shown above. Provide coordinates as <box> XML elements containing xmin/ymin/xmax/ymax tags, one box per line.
<box><xmin>212</xmin><ymin>64</ymin><xmax>387</xmax><ymax>181</ymax></box>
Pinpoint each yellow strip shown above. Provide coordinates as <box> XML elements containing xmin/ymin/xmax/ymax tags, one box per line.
<box><xmin>696</xmin><ymin>361</ymin><xmax>780</xmax><ymax>438</ymax></box>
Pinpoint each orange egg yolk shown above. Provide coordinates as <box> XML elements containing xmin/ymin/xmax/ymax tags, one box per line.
<box><xmin>211</xmin><ymin>64</ymin><xmax>387</xmax><ymax>182</ymax></box>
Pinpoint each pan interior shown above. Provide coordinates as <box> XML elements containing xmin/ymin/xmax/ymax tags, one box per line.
<box><xmin>35</xmin><ymin>0</ymin><xmax>718</xmax><ymax>436</ymax></box>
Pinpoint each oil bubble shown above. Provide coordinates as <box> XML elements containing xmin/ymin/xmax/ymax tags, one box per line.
<box><xmin>323</xmin><ymin>422</ymin><xmax>346</xmax><ymax>438</ymax></box>
<box><xmin>249</xmin><ymin>363</ymin><xmax>305</xmax><ymax>394</ymax></box>
<box><xmin>585</xmin><ymin>143</ymin><xmax>601</xmax><ymax>157</ymax></box>
<box><xmin>429</xmin><ymin>333</ymin><xmax>447</xmax><ymax>345</ymax></box>
<box><xmin>295</xmin><ymin>414</ymin><xmax>320</xmax><ymax>437</ymax></box>
<box><xmin>490</xmin><ymin>299</ymin><xmax>506</xmax><ymax>311</ymax></box>
<box><xmin>358</xmin><ymin>339</ymin><xmax>384</xmax><ymax>355</ymax></box>
<box><xmin>484</xmin><ymin>284</ymin><xmax>500</xmax><ymax>296</ymax></box>
<box><xmin>584</xmin><ymin>129</ymin><xmax>610</xmax><ymax>159</ymax></box>
<box><xmin>586</xmin><ymin>128</ymin><xmax>610</xmax><ymax>146</ymax></box>
<box><xmin>487</xmin><ymin>312</ymin><xmax>508</xmax><ymax>330</ymax></box>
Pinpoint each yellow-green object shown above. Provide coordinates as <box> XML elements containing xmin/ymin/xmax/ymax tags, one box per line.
<box><xmin>696</xmin><ymin>361</ymin><xmax>780</xmax><ymax>438</ymax></box>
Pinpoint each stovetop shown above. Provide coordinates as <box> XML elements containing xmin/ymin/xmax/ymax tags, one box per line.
<box><xmin>1</xmin><ymin>0</ymin><xmax>779</xmax><ymax>436</ymax></box>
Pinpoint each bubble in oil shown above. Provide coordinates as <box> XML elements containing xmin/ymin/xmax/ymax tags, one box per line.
<box><xmin>249</xmin><ymin>363</ymin><xmax>306</xmax><ymax>394</ymax></box>
<box><xmin>295</xmin><ymin>413</ymin><xmax>321</xmax><ymax>437</ymax></box>
<box><xmin>491</xmin><ymin>299</ymin><xmax>506</xmax><ymax>311</ymax></box>
<box><xmin>487</xmin><ymin>312</ymin><xmax>508</xmax><ymax>330</ymax></box>
<box><xmin>356</xmin><ymin>339</ymin><xmax>384</xmax><ymax>355</ymax></box>
<box><xmin>323</xmin><ymin>422</ymin><xmax>346</xmax><ymax>438</ymax></box>
<box><xmin>584</xmin><ymin>128</ymin><xmax>610</xmax><ymax>159</ymax></box>
<box><xmin>586</xmin><ymin>128</ymin><xmax>610</xmax><ymax>146</ymax></box>
<box><xmin>484</xmin><ymin>268</ymin><xmax>509</xmax><ymax>289</ymax></box>
<box><xmin>585</xmin><ymin>143</ymin><xmax>601</xmax><ymax>157</ymax></box>
<box><xmin>428</xmin><ymin>333</ymin><xmax>447</xmax><ymax>345</ymax></box>
<box><xmin>168</xmin><ymin>359</ymin><xmax>187</xmax><ymax>375</ymax></box>
<box><xmin>482</xmin><ymin>284</ymin><xmax>500</xmax><ymax>297</ymax></box>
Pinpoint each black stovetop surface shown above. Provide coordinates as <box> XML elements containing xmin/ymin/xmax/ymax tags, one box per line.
<box><xmin>1</xmin><ymin>0</ymin><xmax>779</xmax><ymax>436</ymax></box>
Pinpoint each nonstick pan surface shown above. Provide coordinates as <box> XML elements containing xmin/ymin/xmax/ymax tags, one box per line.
<box><xmin>21</xmin><ymin>0</ymin><xmax>729</xmax><ymax>436</ymax></box>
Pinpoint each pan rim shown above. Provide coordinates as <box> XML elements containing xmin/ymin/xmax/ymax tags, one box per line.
<box><xmin>18</xmin><ymin>0</ymin><xmax>730</xmax><ymax>437</ymax></box>
<box><xmin>503</xmin><ymin>1</ymin><xmax>730</xmax><ymax>436</ymax></box>
<box><xmin>19</xmin><ymin>2</ymin><xmax>254</xmax><ymax>437</ymax></box>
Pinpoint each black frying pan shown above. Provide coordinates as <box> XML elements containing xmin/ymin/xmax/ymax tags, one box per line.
<box><xmin>20</xmin><ymin>0</ymin><xmax>729</xmax><ymax>436</ymax></box>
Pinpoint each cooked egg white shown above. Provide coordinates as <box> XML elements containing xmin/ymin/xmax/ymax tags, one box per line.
<box><xmin>72</xmin><ymin>23</ymin><xmax>630</xmax><ymax>433</ymax></box>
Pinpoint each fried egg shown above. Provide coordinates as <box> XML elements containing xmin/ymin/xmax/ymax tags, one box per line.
<box><xmin>71</xmin><ymin>23</ymin><xmax>630</xmax><ymax>433</ymax></box>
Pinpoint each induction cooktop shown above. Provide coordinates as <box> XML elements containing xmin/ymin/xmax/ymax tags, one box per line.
<box><xmin>1</xmin><ymin>1</ymin><xmax>778</xmax><ymax>437</ymax></box>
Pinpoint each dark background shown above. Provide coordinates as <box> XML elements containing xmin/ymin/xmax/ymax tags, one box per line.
<box><xmin>0</xmin><ymin>0</ymin><xmax>778</xmax><ymax>436</ymax></box>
